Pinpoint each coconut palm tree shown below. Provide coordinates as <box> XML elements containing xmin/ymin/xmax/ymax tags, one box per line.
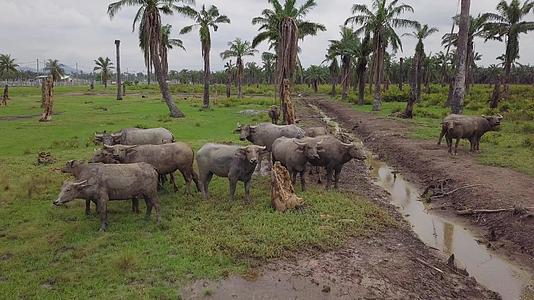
<box><xmin>484</xmin><ymin>0</ymin><xmax>534</xmax><ymax>98</ymax></box>
<box><xmin>44</xmin><ymin>59</ymin><xmax>65</xmax><ymax>82</ymax></box>
<box><xmin>442</xmin><ymin>14</ymin><xmax>489</xmax><ymax>94</ymax></box>
<box><xmin>220</xmin><ymin>38</ymin><xmax>258</xmax><ymax>98</ymax></box>
<box><xmin>401</xmin><ymin>23</ymin><xmax>438</xmax><ymax>118</ymax></box>
<box><xmin>180</xmin><ymin>5</ymin><xmax>230</xmax><ymax>109</ymax></box>
<box><xmin>161</xmin><ymin>24</ymin><xmax>185</xmax><ymax>78</ymax></box>
<box><xmin>108</xmin><ymin>0</ymin><xmax>193</xmax><ymax>118</ymax></box>
<box><xmin>450</xmin><ymin>0</ymin><xmax>471</xmax><ymax>114</ymax></box>
<box><xmin>345</xmin><ymin>0</ymin><xmax>417</xmax><ymax>111</ymax></box>
<box><xmin>0</xmin><ymin>54</ymin><xmax>19</xmax><ymax>79</ymax></box>
<box><xmin>93</xmin><ymin>57</ymin><xmax>114</xmax><ymax>88</ymax></box>
<box><xmin>328</xmin><ymin>27</ymin><xmax>360</xmax><ymax>101</ymax></box>
<box><xmin>251</xmin><ymin>0</ymin><xmax>326</xmax><ymax>49</ymax></box>
<box><xmin>261</xmin><ymin>52</ymin><xmax>276</xmax><ymax>84</ymax></box>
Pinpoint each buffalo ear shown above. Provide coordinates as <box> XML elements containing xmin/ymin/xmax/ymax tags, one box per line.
<box><xmin>236</xmin><ymin>148</ymin><xmax>247</xmax><ymax>157</ymax></box>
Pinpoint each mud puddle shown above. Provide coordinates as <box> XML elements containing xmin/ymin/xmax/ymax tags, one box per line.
<box><xmin>310</xmin><ymin>103</ymin><xmax>533</xmax><ymax>300</ymax></box>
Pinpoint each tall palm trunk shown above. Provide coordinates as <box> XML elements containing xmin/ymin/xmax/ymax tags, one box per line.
<box><xmin>147</xmin><ymin>65</ymin><xmax>151</xmax><ymax>85</ymax></box>
<box><xmin>503</xmin><ymin>39</ymin><xmax>514</xmax><ymax>99</ymax></box>
<box><xmin>465</xmin><ymin>41</ymin><xmax>473</xmax><ymax>94</ymax></box>
<box><xmin>489</xmin><ymin>76</ymin><xmax>501</xmax><ymax>109</ymax></box>
<box><xmin>451</xmin><ymin>0</ymin><xmax>470</xmax><ymax>114</ymax></box>
<box><xmin>237</xmin><ymin>58</ymin><xmax>243</xmax><ymax>99</ymax></box>
<box><xmin>373</xmin><ymin>35</ymin><xmax>384</xmax><ymax>111</ymax></box>
<box><xmin>202</xmin><ymin>42</ymin><xmax>211</xmax><ymax>109</ymax></box>
<box><xmin>358</xmin><ymin>69</ymin><xmax>366</xmax><ymax>105</ymax></box>
<box><xmin>330</xmin><ymin>75</ymin><xmax>337</xmax><ymax>96</ymax></box>
<box><xmin>403</xmin><ymin>50</ymin><xmax>422</xmax><ymax>118</ymax></box>
<box><xmin>341</xmin><ymin>57</ymin><xmax>350</xmax><ymax>100</ymax></box>
<box><xmin>398</xmin><ymin>57</ymin><xmax>404</xmax><ymax>91</ymax></box>
<box><xmin>226</xmin><ymin>70</ymin><xmax>231</xmax><ymax>98</ymax></box>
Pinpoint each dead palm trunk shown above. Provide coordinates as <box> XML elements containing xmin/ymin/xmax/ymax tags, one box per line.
<box><xmin>237</xmin><ymin>57</ymin><xmax>243</xmax><ymax>99</ymax></box>
<box><xmin>115</xmin><ymin>40</ymin><xmax>123</xmax><ymax>100</ymax></box>
<box><xmin>451</xmin><ymin>0</ymin><xmax>471</xmax><ymax>114</ymax></box>
<box><xmin>276</xmin><ymin>17</ymin><xmax>299</xmax><ymax>125</ymax></box>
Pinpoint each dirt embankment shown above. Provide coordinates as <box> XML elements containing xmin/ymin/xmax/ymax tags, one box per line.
<box><xmin>314</xmin><ymin>98</ymin><xmax>534</xmax><ymax>270</ymax></box>
<box><xmin>182</xmin><ymin>100</ymin><xmax>498</xmax><ymax>300</ymax></box>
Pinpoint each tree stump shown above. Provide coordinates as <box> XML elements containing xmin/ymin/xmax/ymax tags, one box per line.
<box><xmin>39</xmin><ymin>76</ymin><xmax>54</xmax><ymax>122</ymax></box>
<box><xmin>271</xmin><ymin>162</ymin><xmax>304</xmax><ymax>212</ymax></box>
<box><xmin>1</xmin><ymin>85</ymin><xmax>8</xmax><ymax>106</ymax></box>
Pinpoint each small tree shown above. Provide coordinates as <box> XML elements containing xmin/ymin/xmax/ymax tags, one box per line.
<box><xmin>220</xmin><ymin>38</ymin><xmax>257</xmax><ymax>98</ymax></box>
<box><xmin>93</xmin><ymin>57</ymin><xmax>114</xmax><ymax>88</ymax></box>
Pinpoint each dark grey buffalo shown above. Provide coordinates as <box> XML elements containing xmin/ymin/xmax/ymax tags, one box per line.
<box><xmin>438</xmin><ymin>114</ymin><xmax>503</xmax><ymax>154</ymax></box>
<box><xmin>95</xmin><ymin>128</ymin><xmax>174</xmax><ymax>146</ymax></box>
<box><xmin>305</xmin><ymin>127</ymin><xmax>328</xmax><ymax>137</ymax></box>
<box><xmin>196</xmin><ymin>144</ymin><xmax>267</xmax><ymax>201</ymax></box>
<box><xmin>93</xmin><ymin>143</ymin><xmax>200</xmax><ymax>194</ymax></box>
<box><xmin>268</xmin><ymin>105</ymin><xmax>280</xmax><ymax>125</ymax></box>
<box><xmin>61</xmin><ymin>160</ymin><xmax>139</xmax><ymax>214</ymax></box>
<box><xmin>237</xmin><ymin>123</ymin><xmax>305</xmax><ymax>151</ymax></box>
<box><xmin>272</xmin><ymin>137</ymin><xmax>321</xmax><ymax>191</ymax></box>
<box><xmin>302</xmin><ymin>135</ymin><xmax>367</xmax><ymax>189</ymax></box>
<box><xmin>54</xmin><ymin>162</ymin><xmax>160</xmax><ymax>231</ymax></box>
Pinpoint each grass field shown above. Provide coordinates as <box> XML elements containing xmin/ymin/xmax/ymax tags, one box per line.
<box><xmin>339</xmin><ymin>84</ymin><xmax>534</xmax><ymax>176</ymax></box>
<box><xmin>0</xmin><ymin>85</ymin><xmax>393</xmax><ymax>298</ymax></box>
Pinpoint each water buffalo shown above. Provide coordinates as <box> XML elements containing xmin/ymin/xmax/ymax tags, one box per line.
<box><xmin>54</xmin><ymin>162</ymin><xmax>160</xmax><ymax>231</ymax></box>
<box><xmin>237</xmin><ymin>123</ymin><xmax>305</xmax><ymax>151</ymax></box>
<box><xmin>272</xmin><ymin>137</ymin><xmax>321</xmax><ymax>191</ymax></box>
<box><xmin>95</xmin><ymin>143</ymin><xmax>200</xmax><ymax>194</ymax></box>
<box><xmin>305</xmin><ymin>127</ymin><xmax>328</xmax><ymax>137</ymax></box>
<box><xmin>61</xmin><ymin>160</ymin><xmax>139</xmax><ymax>214</ymax></box>
<box><xmin>95</xmin><ymin>128</ymin><xmax>174</xmax><ymax>146</ymax></box>
<box><xmin>196</xmin><ymin>144</ymin><xmax>267</xmax><ymax>201</ymax></box>
<box><xmin>302</xmin><ymin>135</ymin><xmax>367</xmax><ymax>189</ymax></box>
<box><xmin>268</xmin><ymin>105</ymin><xmax>280</xmax><ymax>124</ymax></box>
<box><xmin>438</xmin><ymin>114</ymin><xmax>503</xmax><ymax>154</ymax></box>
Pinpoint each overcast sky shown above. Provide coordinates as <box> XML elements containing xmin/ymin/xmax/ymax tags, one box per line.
<box><xmin>1</xmin><ymin>0</ymin><xmax>533</xmax><ymax>73</ymax></box>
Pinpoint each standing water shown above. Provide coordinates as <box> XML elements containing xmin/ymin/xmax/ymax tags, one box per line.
<box><xmin>309</xmin><ymin>104</ymin><xmax>533</xmax><ymax>300</ymax></box>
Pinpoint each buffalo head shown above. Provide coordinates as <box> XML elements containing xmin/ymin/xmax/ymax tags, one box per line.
<box><xmin>237</xmin><ymin>145</ymin><xmax>267</xmax><ymax>164</ymax></box>
<box><xmin>53</xmin><ymin>180</ymin><xmax>91</xmax><ymax>206</ymax></box>
<box><xmin>238</xmin><ymin>125</ymin><xmax>257</xmax><ymax>141</ymax></box>
<box><xmin>482</xmin><ymin>114</ymin><xmax>503</xmax><ymax>130</ymax></box>
<box><xmin>295</xmin><ymin>140</ymin><xmax>320</xmax><ymax>160</ymax></box>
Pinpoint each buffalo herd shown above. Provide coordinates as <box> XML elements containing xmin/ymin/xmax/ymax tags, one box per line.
<box><xmin>54</xmin><ymin>110</ymin><xmax>503</xmax><ymax>231</ymax></box>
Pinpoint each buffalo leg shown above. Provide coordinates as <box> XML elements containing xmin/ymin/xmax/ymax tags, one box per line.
<box><xmin>325</xmin><ymin>167</ymin><xmax>334</xmax><ymax>189</ymax></box>
<box><xmin>145</xmin><ymin>195</ymin><xmax>160</xmax><ymax>224</ymax></box>
<box><xmin>438</xmin><ymin>128</ymin><xmax>446</xmax><ymax>145</ymax></box>
<box><xmin>291</xmin><ymin>171</ymin><xmax>297</xmax><ymax>186</ymax></box>
<box><xmin>334</xmin><ymin>167</ymin><xmax>342</xmax><ymax>189</ymax></box>
<box><xmin>132</xmin><ymin>198</ymin><xmax>140</xmax><ymax>214</ymax></box>
<box><xmin>191</xmin><ymin>170</ymin><xmax>201</xmax><ymax>192</ymax></box>
<box><xmin>199</xmin><ymin>171</ymin><xmax>213</xmax><ymax>200</ymax></box>
<box><xmin>300</xmin><ymin>170</ymin><xmax>306</xmax><ymax>192</ymax></box>
<box><xmin>85</xmin><ymin>200</ymin><xmax>91</xmax><ymax>215</ymax></box>
<box><xmin>229</xmin><ymin>178</ymin><xmax>238</xmax><ymax>201</ymax></box>
<box><xmin>97</xmin><ymin>197</ymin><xmax>108</xmax><ymax>231</ymax></box>
<box><xmin>244</xmin><ymin>180</ymin><xmax>252</xmax><ymax>202</ymax></box>
<box><xmin>169</xmin><ymin>173</ymin><xmax>179</xmax><ymax>193</ymax></box>
<box><xmin>454</xmin><ymin>138</ymin><xmax>460</xmax><ymax>155</ymax></box>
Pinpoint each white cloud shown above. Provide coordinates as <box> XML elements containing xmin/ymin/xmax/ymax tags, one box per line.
<box><xmin>0</xmin><ymin>0</ymin><xmax>533</xmax><ymax>73</ymax></box>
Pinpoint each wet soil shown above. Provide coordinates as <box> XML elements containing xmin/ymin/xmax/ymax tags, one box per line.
<box><xmin>312</xmin><ymin>98</ymin><xmax>534</xmax><ymax>270</ymax></box>
<box><xmin>182</xmin><ymin>99</ymin><xmax>500</xmax><ymax>300</ymax></box>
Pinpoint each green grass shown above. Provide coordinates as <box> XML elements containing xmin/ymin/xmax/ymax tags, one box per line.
<box><xmin>334</xmin><ymin>84</ymin><xmax>534</xmax><ymax>177</ymax></box>
<box><xmin>0</xmin><ymin>86</ymin><xmax>393</xmax><ymax>299</ymax></box>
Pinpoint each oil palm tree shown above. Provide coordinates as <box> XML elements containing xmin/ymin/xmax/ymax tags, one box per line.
<box><xmin>261</xmin><ymin>52</ymin><xmax>276</xmax><ymax>84</ymax></box>
<box><xmin>180</xmin><ymin>4</ymin><xmax>230</xmax><ymax>109</ymax></box>
<box><xmin>484</xmin><ymin>0</ymin><xmax>534</xmax><ymax>98</ymax></box>
<box><xmin>161</xmin><ymin>24</ymin><xmax>185</xmax><ymax>78</ymax></box>
<box><xmin>442</xmin><ymin>14</ymin><xmax>489</xmax><ymax>94</ymax></box>
<box><xmin>304</xmin><ymin>65</ymin><xmax>328</xmax><ymax>93</ymax></box>
<box><xmin>108</xmin><ymin>0</ymin><xmax>193</xmax><ymax>118</ymax></box>
<box><xmin>345</xmin><ymin>0</ymin><xmax>417</xmax><ymax>111</ymax></box>
<box><xmin>93</xmin><ymin>57</ymin><xmax>114</xmax><ymax>88</ymax></box>
<box><xmin>44</xmin><ymin>59</ymin><xmax>65</xmax><ymax>82</ymax></box>
<box><xmin>328</xmin><ymin>27</ymin><xmax>360</xmax><ymax>101</ymax></box>
<box><xmin>0</xmin><ymin>54</ymin><xmax>19</xmax><ymax>79</ymax></box>
<box><xmin>220</xmin><ymin>38</ymin><xmax>258</xmax><ymax>98</ymax></box>
<box><xmin>402</xmin><ymin>23</ymin><xmax>438</xmax><ymax>118</ymax></box>
<box><xmin>251</xmin><ymin>0</ymin><xmax>326</xmax><ymax>49</ymax></box>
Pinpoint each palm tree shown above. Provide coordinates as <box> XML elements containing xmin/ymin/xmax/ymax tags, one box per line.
<box><xmin>251</xmin><ymin>0</ymin><xmax>326</xmax><ymax>49</ymax></box>
<box><xmin>108</xmin><ymin>0</ymin><xmax>193</xmax><ymax>118</ymax></box>
<box><xmin>442</xmin><ymin>14</ymin><xmax>489</xmax><ymax>94</ymax></box>
<box><xmin>44</xmin><ymin>59</ymin><xmax>65</xmax><ymax>82</ymax></box>
<box><xmin>93</xmin><ymin>57</ymin><xmax>114</xmax><ymax>88</ymax></box>
<box><xmin>484</xmin><ymin>0</ymin><xmax>534</xmax><ymax>99</ymax></box>
<box><xmin>328</xmin><ymin>27</ymin><xmax>360</xmax><ymax>101</ymax></box>
<box><xmin>354</xmin><ymin>33</ymin><xmax>373</xmax><ymax>105</ymax></box>
<box><xmin>0</xmin><ymin>54</ymin><xmax>19</xmax><ymax>79</ymax></box>
<box><xmin>304</xmin><ymin>65</ymin><xmax>328</xmax><ymax>93</ymax></box>
<box><xmin>401</xmin><ymin>23</ymin><xmax>438</xmax><ymax>118</ymax></box>
<box><xmin>323</xmin><ymin>50</ymin><xmax>340</xmax><ymax>97</ymax></box>
<box><xmin>345</xmin><ymin>0</ymin><xmax>417</xmax><ymax>111</ymax></box>
<box><xmin>224</xmin><ymin>60</ymin><xmax>234</xmax><ymax>98</ymax></box>
<box><xmin>261</xmin><ymin>52</ymin><xmax>276</xmax><ymax>84</ymax></box>
<box><xmin>180</xmin><ymin>5</ymin><xmax>230</xmax><ymax>109</ymax></box>
<box><xmin>245</xmin><ymin>62</ymin><xmax>262</xmax><ymax>87</ymax></box>
<box><xmin>161</xmin><ymin>24</ymin><xmax>185</xmax><ymax>78</ymax></box>
<box><xmin>451</xmin><ymin>0</ymin><xmax>471</xmax><ymax>114</ymax></box>
<box><xmin>220</xmin><ymin>38</ymin><xmax>258</xmax><ymax>98</ymax></box>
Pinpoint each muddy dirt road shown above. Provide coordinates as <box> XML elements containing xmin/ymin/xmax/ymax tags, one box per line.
<box><xmin>313</xmin><ymin>98</ymin><xmax>534</xmax><ymax>270</ymax></box>
<box><xmin>182</xmin><ymin>100</ymin><xmax>502</xmax><ymax>300</ymax></box>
